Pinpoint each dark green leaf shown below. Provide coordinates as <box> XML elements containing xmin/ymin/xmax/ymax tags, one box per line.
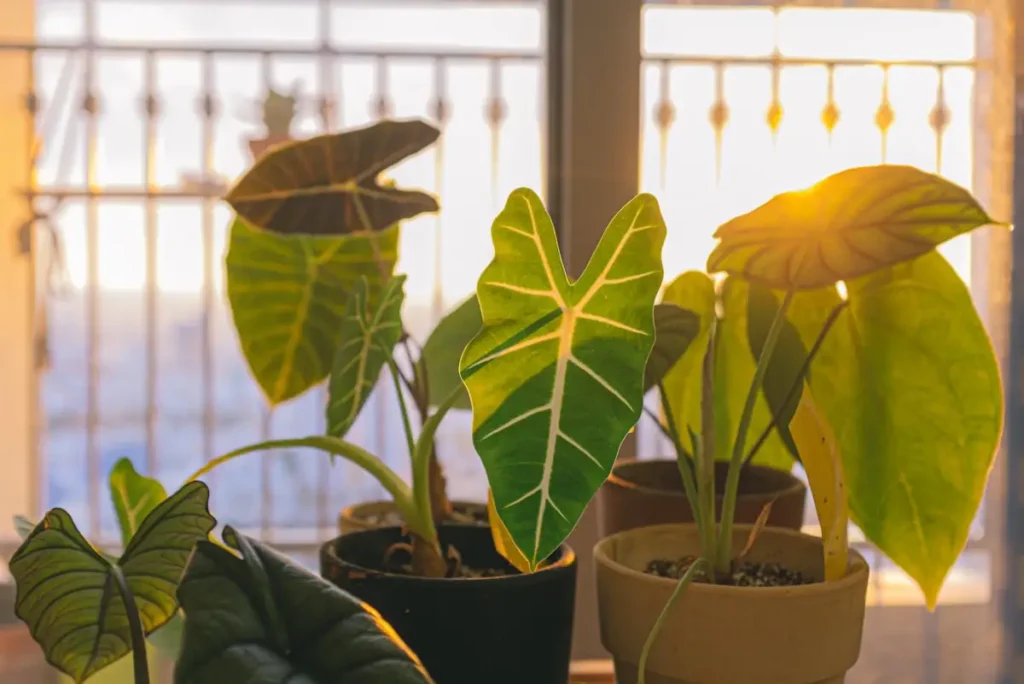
<box><xmin>420</xmin><ymin>294</ymin><xmax>483</xmax><ymax>410</ymax></box>
<box><xmin>225</xmin><ymin>119</ymin><xmax>440</xmax><ymax>237</ymax></box>
<box><xmin>745</xmin><ymin>283</ymin><xmax>811</xmax><ymax>460</ymax></box>
<box><xmin>327</xmin><ymin>275</ymin><xmax>406</xmax><ymax>437</ymax></box>
<box><xmin>9</xmin><ymin>482</ymin><xmax>216</xmax><ymax>683</ymax></box>
<box><xmin>108</xmin><ymin>457</ymin><xmax>168</xmax><ymax>546</ymax></box>
<box><xmin>707</xmin><ymin>165</ymin><xmax>996</xmax><ymax>290</ymax></box>
<box><xmin>226</xmin><ymin>217</ymin><xmax>398</xmax><ymax>405</ymax></box>
<box><xmin>174</xmin><ymin>528</ymin><xmax>434</xmax><ymax>684</ymax></box>
<box><xmin>644</xmin><ymin>303</ymin><xmax>701</xmax><ymax>392</ymax></box>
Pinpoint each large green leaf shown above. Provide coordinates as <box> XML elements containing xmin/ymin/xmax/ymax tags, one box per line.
<box><xmin>420</xmin><ymin>294</ymin><xmax>483</xmax><ymax>410</ymax></box>
<box><xmin>9</xmin><ymin>482</ymin><xmax>216</xmax><ymax>683</ymax></box>
<box><xmin>707</xmin><ymin>165</ymin><xmax>995</xmax><ymax>291</ymax></box>
<box><xmin>459</xmin><ymin>188</ymin><xmax>665</xmax><ymax>568</ymax></box>
<box><xmin>788</xmin><ymin>252</ymin><xmax>1001</xmax><ymax>607</ymax></box>
<box><xmin>174</xmin><ymin>528</ymin><xmax>434</xmax><ymax>684</ymax></box>
<box><xmin>108</xmin><ymin>458</ymin><xmax>167</xmax><ymax>546</ymax></box>
<box><xmin>644</xmin><ymin>303</ymin><xmax>702</xmax><ymax>392</ymax></box>
<box><xmin>327</xmin><ymin>275</ymin><xmax>406</xmax><ymax>437</ymax></box>
<box><xmin>226</xmin><ymin>218</ymin><xmax>399</xmax><ymax>405</ymax></box>
<box><xmin>225</xmin><ymin>120</ymin><xmax>440</xmax><ymax>237</ymax></box>
<box><xmin>660</xmin><ymin>272</ymin><xmax>716</xmax><ymax>441</ymax></box>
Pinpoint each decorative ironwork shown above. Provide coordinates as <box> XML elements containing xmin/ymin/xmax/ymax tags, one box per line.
<box><xmin>821</xmin><ymin>65</ymin><xmax>839</xmax><ymax>134</ymax></box>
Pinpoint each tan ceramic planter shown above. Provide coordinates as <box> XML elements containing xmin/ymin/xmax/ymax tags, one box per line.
<box><xmin>598</xmin><ymin>459</ymin><xmax>807</xmax><ymax>537</ymax></box>
<box><xmin>338</xmin><ymin>500</ymin><xmax>488</xmax><ymax>535</ymax></box>
<box><xmin>595</xmin><ymin>524</ymin><xmax>869</xmax><ymax>684</ymax></box>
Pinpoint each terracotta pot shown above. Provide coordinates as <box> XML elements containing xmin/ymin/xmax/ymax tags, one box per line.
<box><xmin>247</xmin><ymin>133</ymin><xmax>292</xmax><ymax>160</ymax></box>
<box><xmin>338</xmin><ymin>499</ymin><xmax>488</xmax><ymax>535</ymax></box>
<box><xmin>595</xmin><ymin>523</ymin><xmax>869</xmax><ymax>684</ymax></box>
<box><xmin>598</xmin><ymin>458</ymin><xmax>807</xmax><ymax>537</ymax></box>
<box><xmin>321</xmin><ymin>524</ymin><xmax>577</xmax><ymax>684</ymax></box>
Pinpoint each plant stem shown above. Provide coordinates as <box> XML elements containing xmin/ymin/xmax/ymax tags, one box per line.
<box><xmin>384</xmin><ymin>352</ymin><xmax>417</xmax><ymax>465</ymax></box>
<box><xmin>110</xmin><ymin>565</ymin><xmax>150</xmax><ymax>684</ymax></box>
<box><xmin>412</xmin><ymin>386</ymin><xmax>464</xmax><ymax>540</ymax></box>
<box><xmin>697</xmin><ymin>319</ymin><xmax>718</xmax><ymax>569</ymax></box>
<box><xmin>656</xmin><ymin>384</ymin><xmax>703</xmax><ymax>538</ymax></box>
<box><xmin>716</xmin><ymin>290</ymin><xmax>794</xmax><ymax>573</ymax></box>
<box><xmin>637</xmin><ymin>557</ymin><xmax>710</xmax><ymax>684</ymax></box>
<box><xmin>740</xmin><ymin>299</ymin><xmax>850</xmax><ymax>468</ymax></box>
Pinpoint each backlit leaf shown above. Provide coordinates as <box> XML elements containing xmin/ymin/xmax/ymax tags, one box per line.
<box><xmin>225</xmin><ymin>119</ymin><xmax>440</xmax><ymax>237</ymax></box>
<box><xmin>108</xmin><ymin>457</ymin><xmax>167</xmax><ymax>546</ymax></box>
<box><xmin>660</xmin><ymin>272</ymin><xmax>715</xmax><ymax>442</ymax></box>
<box><xmin>459</xmin><ymin>189</ymin><xmax>665</xmax><ymax>568</ymax></box>
<box><xmin>174</xmin><ymin>528</ymin><xmax>434</xmax><ymax>684</ymax></box>
<box><xmin>707</xmin><ymin>165</ymin><xmax>995</xmax><ymax>290</ymax></box>
<box><xmin>9</xmin><ymin>482</ymin><xmax>216</xmax><ymax>683</ymax></box>
<box><xmin>788</xmin><ymin>252</ymin><xmax>1001</xmax><ymax>607</ymax></box>
<box><xmin>420</xmin><ymin>294</ymin><xmax>483</xmax><ymax>410</ymax></box>
<box><xmin>486</xmin><ymin>489</ymin><xmax>531</xmax><ymax>574</ymax></box>
<box><xmin>327</xmin><ymin>275</ymin><xmax>406</xmax><ymax>438</ymax></box>
<box><xmin>226</xmin><ymin>217</ymin><xmax>398</xmax><ymax>405</ymax></box>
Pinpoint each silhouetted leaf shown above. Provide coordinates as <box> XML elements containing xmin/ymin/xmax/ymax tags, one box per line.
<box><xmin>644</xmin><ymin>303</ymin><xmax>701</xmax><ymax>392</ymax></box>
<box><xmin>420</xmin><ymin>294</ymin><xmax>483</xmax><ymax>411</ymax></box>
<box><xmin>225</xmin><ymin>119</ymin><xmax>440</xmax><ymax>236</ymax></box>
<box><xmin>108</xmin><ymin>458</ymin><xmax>167</xmax><ymax>546</ymax></box>
<box><xmin>707</xmin><ymin>165</ymin><xmax>996</xmax><ymax>290</ymax></box>
<box><xmin>9</xmin><ymin>482</ymin><xmax>216</xmax><ymax>683</ymax></box>
<box><xmin>175</xmin><ymin>528</ymin><xmax>434</xmax><ymax>684</ymax></box>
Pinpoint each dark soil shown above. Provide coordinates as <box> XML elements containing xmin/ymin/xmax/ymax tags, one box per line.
<box><xmin>645</xmin><ymin>555</ymin><xmax>814</xmax><ymax>587</ymax></box>
<box><xmin>381</xmin><ymin>543</ymin><xmax>512</xmax><ymax>579</ymax></box>
<box><xmin>362</xmin><ymin>504</ymin><xmax>489</xmax><ymax>527</ymax></box>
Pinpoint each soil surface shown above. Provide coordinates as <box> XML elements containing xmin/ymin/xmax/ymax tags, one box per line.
<box><xmin>645</xmin><ymin>555</ymin><xmax>814</xmax><ymax>587</ymax></box>
<box><xmin>362</xmin><ymin>504</ymin><xmax>489</xmax><ymax>527</ymax></box>
<box><xmin>381</xmin><ymin>544</ymin><xmax>512</xmax><ymax>579</ymax></box>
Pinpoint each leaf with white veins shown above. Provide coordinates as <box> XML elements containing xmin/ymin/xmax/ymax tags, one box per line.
<box><xmin>459</xmin><ymin>188</ymin><xmax>665</xmax><ymax>568</ymax></box>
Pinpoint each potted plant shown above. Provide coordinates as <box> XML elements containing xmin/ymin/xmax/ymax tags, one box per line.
<box><xmin>599</xmin><ymin>274</ymin><xmax>809</xmax><ymax>537</ymax></box>
<box><xmin>590</xmin><ymin>165</ymin><xmax>1004</xmax><ymax>683</ymax></box>
<box><xmin>7</xmin><ymin>479</ymin><xmax>435</xmax><ymax>684</ymax></box>
<box><xmin>247</xmin><ymin>85</ymin><xmax>299</xmax><ymax>160</ymax></box>
<box><xmin>224</xmin><ymin>118</ymin><xmax>491</xmax><ymax>534</ymax></box>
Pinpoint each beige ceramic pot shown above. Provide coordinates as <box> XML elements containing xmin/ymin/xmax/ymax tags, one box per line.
<box><xmin>338</xmin><ymin>499</ymin><xmax>488</xmax><ymax>535</ymax></box>
<box><xmin>595</xmin><ymin>523</ymin><xmax>869</xmax><ymax>684</ymax></box>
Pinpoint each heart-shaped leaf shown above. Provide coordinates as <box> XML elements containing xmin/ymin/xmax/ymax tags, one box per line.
<box><xmin>644</xmin><ymin>303</ymin><xmax>702</xmax><ymax>392</ymax></box>
<box><xmin>660</xmin><ymin>272</ymin><xmax>716</xmax><ymax>439</ymax></box>
<box><xmin>226</xmin><ymin>217</ymin><xmax>398</xmax><ymax>405</ymax></box>
<box><xmin>459</xmin><ymin>188</ymin><xmax>665</xmax><ymax>569</ymax></box>
<box><xmin>706</xmin><ymin>165</ymin><xmax>995</xmax><ymax>290</ymax></box>
<box><xmin>109</xmin><ymin>457</ymin><xmax>167</xmax><ymax>545</ymax></box>
<box><xmin>787</xmin><ymin>252</ymin><xmax>1001</xmax><ymax>607</ymax></box>
<box><xmin>225</xmin><ymin>119</ymin><xmax>440</xmax><ymax>237</ymax></box>
<box><xmin>420</xmin><ymin>294</ymin><xmax>483</xmax><ymax>410</ymax></box>
<box><xmin>174</xmin><ymin>528</ymin><xmax>434</xmax><ymax>684</ymax></box>
<box><xmin>327</xmin><ymin>275</ymin><xmax>406</xmax><ymax>438</ymax></box>
<box><xmin>9</xmin><ymin>482</ymin><xmax>216</xmax><ymax>683</ymax></box>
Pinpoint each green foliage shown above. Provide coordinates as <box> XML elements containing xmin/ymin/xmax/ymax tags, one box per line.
<box><xmin>174</xmin><ymin>528</ymin><xmax>435</xmax><ymax>684</ymax></box>
<box><xmin>420</xmin><ymin>294</ymin><xmax>483</xmax><ymax>411</ymax></box>
<box><xmin>9</xmin><ymin>483</ymin><xmax>216</xmax><ymax>683</ymax></box>
<box><xmin>459</xmin><ymin>188</ymin><xmax>665</xmax><ymax>568</ymax></box>
<box><xmin>108</xmin><ymin>458</ymin><xmax>167</xmax><ymax>545</ymax></box>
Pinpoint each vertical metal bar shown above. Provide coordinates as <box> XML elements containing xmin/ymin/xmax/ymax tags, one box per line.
<box><xmin>316</xmin><ymin>0</ymin><xmax>333</xmax><ymax>533</ymax></box>
<box><xmin>823</xmin><ymin>63</ymin><xmax>838</xmax><ymax>147</ymax></box>
<box><xmin>257</xmin><ymin>51</ymin><xmax>274</xmax><ymax>537</ymax></box>
<box><xmin>83</xmin><ymin>0</ymin><xmax>101</xmax><ymax>539</ymax></box>
<box><xmin>486</xmin><ymin>59</ymin><xmax>505</xmax><ymax>204</ymax></box>
<box><xmin>430</xmin><ymin>58</ymin><xmax>448</xmax><ymax>325</ymax></box>
<box><xmin>878</xmin><ymin>65</ymin><xmax>893</xmax><ymax>163</ymax></box>
<box><xmin>656</xmin><ymin>59</ymin><xmax>672</xmax><ymax>191</ymax></box>
<box><xmin>374</xmin><ymin>56</ymin><xmax>391</xmax><ymax>119</ymax></box>
<box><xmin>999</xmin><ymin>3</ymin><xmax>1024</xmax><ymax>677</ymax></box>
<box><xmin>199</xmin><ymin>51</ymin><xmax>217</xmax><ymax>503</ymax></box>
<box><xmin>933</xmin><ymin>65</ymin><xmax>948</xmax><ymax>173</ymax></box>
<box><xmin>544</xmin><ymin>0</ymin><xmax>564</xmax><ymax>228</ymax></box>
<box><xmin>25</xmin><ymin>46</ymin><xmax>42</xmax><ymax>523</ymax></box>
<box><xmin>710</xmin><ymin>62</ymin><xmax>727</xmax><ymax>186</ymax></box>
<box><xmin>143</xmin><ymin>51</ymin><xmax>159</xmax><ymax>478</ymax></box>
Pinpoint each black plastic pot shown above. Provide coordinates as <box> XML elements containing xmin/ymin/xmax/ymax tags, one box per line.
<box><xmin>320</xmin><ymin>524</ymin><xmax>577</xmax><ymax>684</ymax></box>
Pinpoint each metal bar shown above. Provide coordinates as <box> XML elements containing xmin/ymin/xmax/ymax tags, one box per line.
<box><xmin>0</xmin><ymin>41</ymin><xmax>541</xmax><ymax>61</ymax></box>
<box><xmin>430</xmin><ymin>58</ymin><xmax>448</xmax><ymax>325</ymax></box>
<box><xmin>656</xmin><ymin>59</ymin><xmax>671</xmax><ymax>190</ymax></box>
<box><xmin>543</xmin><ymin>0</ymin><xmax>564</xmax><ymax>226</ymax></box>
<box><xmin>258</xmin><ymin>51</ymin><xmax>274</xmax><ymax>539</ymax></box>
<box><xmin>199</xmin><ymin>51</ymin><xmax>217</xmax><ymax>502</ymax></box>
<box><xmin>143</xmin><ymin>51</ymin><xmax>159</xmax><ymax>478</ymax></box>
<box><xmin>486</xmin><ymin>58</ymin><xmax>505</xmax><ymax>203</ymax></box>
<box><xmin>83</xmin><ymin>0</ymin><xmax>101</xmax><ymax>540</ymax></box>
<box><xmin>25</xmin><ymin>187</ymin><xmax>223</xmax><ymax>199</ymax></box>
<box><xmin>316</xmin><ymin>0</ymin><xmax>333</xmax><ymax>534</ymax></box>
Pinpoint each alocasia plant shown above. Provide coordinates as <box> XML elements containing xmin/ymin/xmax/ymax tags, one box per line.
<box><xmin>458</xmin><ymin>188</ymin><xmax>667</xmax><ymax>569</ymax></box>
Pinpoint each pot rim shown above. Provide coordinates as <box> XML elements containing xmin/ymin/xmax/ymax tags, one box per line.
<box><xmin>594</xmin><ymin>522</ymin><xmax>869</xmax><ymax>599</ymax></box>
<box><xmin>606</xmin><ymin>457</ymin><xmax>806</xmax><ymax>501</ymax></box>
<box><xmin>322</xmin><ymin>524</ymin><xmax>577</xmax><ymax>584</ymax></box>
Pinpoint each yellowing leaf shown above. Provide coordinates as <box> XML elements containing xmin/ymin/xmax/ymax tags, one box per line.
<box><xmin>486</xmin><ymin>489</ymin><xmax>531</xmax><ymax>574</ymax></box>
<box><xmin>790</xmin><ymin>389</ymin><xmax>848</xmax><ymax>582</ymax></box>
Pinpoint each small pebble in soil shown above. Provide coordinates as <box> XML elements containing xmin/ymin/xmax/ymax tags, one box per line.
<box><xmin>645</xmin><ymin>555</ymin><xmax>813</xmax><ymax>587</ymax></box>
